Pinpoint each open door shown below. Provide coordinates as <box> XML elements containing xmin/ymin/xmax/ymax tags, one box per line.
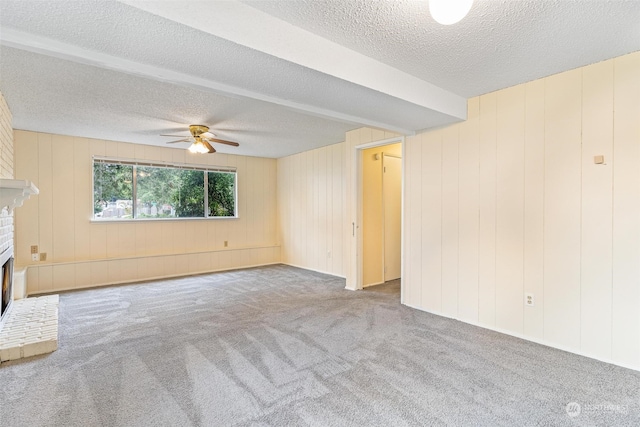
<box><xmin>383</xmin><ymin>154</ymin><xmax>402</xmax><ymax>281</ymax></box>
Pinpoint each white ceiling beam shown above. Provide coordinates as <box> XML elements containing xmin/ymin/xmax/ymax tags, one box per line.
<box><xmin>120</xmin><ymin>0</ymin><xmax>467</xmax><ymax>121</ymax></box>
<box><xmin>0</xmin><ymin>27</ymin><xmax>417</xmax><ymax>135</ymax></box>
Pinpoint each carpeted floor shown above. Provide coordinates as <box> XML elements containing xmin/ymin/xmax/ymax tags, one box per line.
<box><xmin>1</xmin><ymin>264</ymin><xmax>638</xmax><ymax>426</ymax></box>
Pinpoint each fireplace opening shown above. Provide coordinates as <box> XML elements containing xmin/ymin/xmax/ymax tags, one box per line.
<box><xmin>1</xmin><ymin>249</ymin><xmax>14</xmax><ymax>325</ymax></box>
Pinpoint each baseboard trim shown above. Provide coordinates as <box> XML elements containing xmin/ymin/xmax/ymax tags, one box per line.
<box><xmin>28</xmin><ymin>261</ymin><xmax>282</xmax><ymax>296</ymax></box>
<box><xmin>280</xmin><ymin>262</ymin><xmax>346</xmax><ymax>279</ymax></box>
<box><xmin>403</xmin><ymin>302</ymin><xmax>640</xmax><ymax>373</ymax></box>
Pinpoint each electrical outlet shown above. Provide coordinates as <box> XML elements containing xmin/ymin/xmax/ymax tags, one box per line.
<box><xmin>224</xmin><ymin>241</ymin><xmax>228</xmax><ymax>247</ymax></box>
<box><xmin>31</xmin><ymin>245</ymin><xmax>38</xmax><ymax>254</ymax></box>
<box><xmin>32</xmin><ymin>253</ymin><xmax>39</xmax><ymax>262</ymax></box>
<box><xmin>525</xmin><ymin>293</ymin><xmax>534</xmax><ymax>307</ymax></box>
<box><xmin>40</xmin><ymin>253</ymin><xmax>47</xmax><ymax>261</ymax></box>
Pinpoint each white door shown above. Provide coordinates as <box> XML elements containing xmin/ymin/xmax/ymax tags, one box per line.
<box><xmin>383</xmin><ymin>154</ymin><xmax>402</xmax><ymax>281</ymax></box>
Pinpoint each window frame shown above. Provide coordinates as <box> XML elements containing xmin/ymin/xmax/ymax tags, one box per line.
<box><xmin>92</xmin><ymin>156</ymin><xmax>238</xmax><ymax>221</ymax></box>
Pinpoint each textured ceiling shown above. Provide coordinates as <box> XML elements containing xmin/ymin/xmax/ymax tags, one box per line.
<box><xmin>246</xmin><ymin>0</ymin><xmax>640</xmax><ymax>97</ymax></box>
<box><xmin>1</xmin><ymin>0</ymin><xmax>639</xmax><ymax>158</ymax></box>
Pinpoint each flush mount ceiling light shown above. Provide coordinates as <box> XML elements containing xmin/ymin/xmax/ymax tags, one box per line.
<box><xmin>429</xmin><ymin>0</ymin><xmax>474</xmax><ymax>25</ymax></box>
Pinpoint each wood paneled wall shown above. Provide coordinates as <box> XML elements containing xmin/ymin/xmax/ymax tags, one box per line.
<box><xmin>14</xmin><ymin>131</ymin><xmax>280</xmax><ymax>294</ymax></box>
<box><xmin>403</xmin><ymin>52</ymin><xmax>640</xmax><ymax>369</ymax></box>
<box><xmin>277</xmin><ymin>143</ymin><xmax>346</xmax><ymax>276</ymax></box>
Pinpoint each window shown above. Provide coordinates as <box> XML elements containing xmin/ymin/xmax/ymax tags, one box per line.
<box><xmin>93</xmin><ymin>158</ymin><xmax>236</xmax><ymax>220</ymax></box>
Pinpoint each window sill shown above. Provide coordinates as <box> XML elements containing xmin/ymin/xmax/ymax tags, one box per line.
<box><xmin>91</xmin><ymin>216</ymin><xmax>239</xmax><ymax>223</ymax></box>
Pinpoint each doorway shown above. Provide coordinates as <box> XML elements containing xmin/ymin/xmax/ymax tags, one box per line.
<box><xmin>361</xmin><ymin>143</ymin><xmax>402</xmax><ymax>288</ymax></box>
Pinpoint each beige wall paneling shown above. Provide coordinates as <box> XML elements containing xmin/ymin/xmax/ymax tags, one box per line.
<box><xmin>312</xmin><ymin>149</ymin><xmax>320</xmax><ymax>270</ymax></box>
<box><xmin>457</xmin><ymin>97</ymin><xmax>480</xmax><ymax>323</ymax></box>
<box><xmin>419</xmin><ymin>131</ymin><xmax>443</xmax><ymax>313</ymax></box>
<box><xmin>581</xmin><ymin>60</ymin><xmax>614</xmax><ymax>360</ymax></box>
<box><xmin>612</xmin><ymin>52</ymin><xmax>640</xmax><ymax>366</ymax></box>
<box><xmin>13</xmin><ymin>131</ymin><xmax>39</xmax><ymax>267</ymax></box>
<box><xmin>106</xmin><ymin>222</ymin><xmax>121</xmax><ymax>259</ymax></box>
<box><xmin>26</xmin><ymin>267</ymin><xmax>39</xmax><ymax>294</ymax></box>
<box><xmin>495</xmin><ymin>85</ymin><xmax>525</xmax><ymax>334</ymax></box>
<box><xmin>73</xmin><ymin>137</ymin><xmax>91</xmax><ymax>261</ymax></box>
<box><xmin>400</xmin><ymin>139</ymin><xmax>422</xmax><ymax>308</ymax></box>
<box><xmin>104</xmin><ymin>139</ymin><xmax>118</xmax><ymax>158</ymax></box>
<box><xmin>331</xmin><ymin>143</ymin><xmax>345</xmax><ymax>276</ymax></box>
<box><xmin>74</xmin><ymin>261</ymin><xmax>91</xmax><ymax>289</ymax></box>
<box><xmin>404</xmin><ymin>136</ymin><xmax>421</xmax><ymax>307</ymax></box>
<box><xmin>441</xmin><ymin>125</ymin><xmax>460</xmax><ymax>317</ymax></box>
<box><xmin>326</xmin><ymin>147</ymin><xmax>335</xmax><ymax>274</ymax></box>
<box><xmin>238</xmin><ymin>155</ymin><xmax>249</xmax><ymax>247</ymax></box>
<box><xmin>118</xmin><ymin>223</ymin><xmax>137</xmax><ymax>258</ymax></box>
<box><xmin>277</xmin><ymin>156</ymin><xmax>288</xmax><ymax>263</ymax></box>
<box><xmin>543</xmin><ymin>68</ymin><xmax>582</xmax><ymax>351</ymax></box>
<box><xmin>478</xmin><ymin>92</ymin><xmax>498</xmax><ymax>327</ymax></box>
<box><xmin>117</xmin><ymin>141</ymin><xmax>135</xmax><ymax>159</ymax></box>
<box><xmin>344</xmin><ymin>129</ymin><xmax>359</xmax><ymax>288</ymax></box>
<box><xmin>90</xmin><ymin>223</ymin><xmax>107</xmax><ymax>260</ymax></box>
<box><xmin>37</xmin><ymin>133</ymin><xmax>54</xmax><ymax>265</ymax></box>
<box><xmin>523</xmin><ymin>79</ymin><xmax>545</xmax><ymax>340</ymax></box>
<box><xmin>135</xmin><ymin>221</ymin><xmax>149</xmax><ymax>257</ymax></box>
<box><xmin>53</xmin><ymin>263</ymin><xmax>75</xmax><ymax>290</ymax></box>
<box><xmin>38</xmin><ymin>265</ymin><xmax>53</xmax><ymax>293</ymax></box>
<box><xmin>290</xmin><ymin>152</ymin><xmax>301</xmax><ymax>268</ymax></box>
<box><xmin>90</xmin><ymin>260</ymin><xmax>108</xmax><ymax>286</ymax></box>
<box><xmin>17</xmin><ymin>133</ymin><xmax>279</xmax><ymax>294</ymax></box>
<box><xmin>318</xmin><ymin>147</ymin><xmax>328</xmax><ymax>273</ymax></box>
<box><xmin>305</xmin><ymin>151</ymin><xmax>314</xmax><ymax>267</ymax></box>
<box><xmin>276</xmin><ymin>142</ymin><xmax>346</xmax><ymax>277</ymax></box>
<box><xmin>161</xmin><ymin>254</ymin><xmax>177</xmax><ymax>277</ymax></box>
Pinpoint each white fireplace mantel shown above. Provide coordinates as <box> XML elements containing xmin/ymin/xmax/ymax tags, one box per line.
<box><xmin>0</xmin><ymin>179</ymin><xmax>39</xmax><ymax>212</ymax></box>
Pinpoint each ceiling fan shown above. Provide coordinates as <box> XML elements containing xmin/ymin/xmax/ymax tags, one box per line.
<box><xmin>161</xmin><ymin>125</ymin><xmax>239</xmax><ymax>154</ymax></box>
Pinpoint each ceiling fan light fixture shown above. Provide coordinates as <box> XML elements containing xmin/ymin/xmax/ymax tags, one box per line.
<box><xmin>188</xmin><ymin>139</ymin><xmax>209</xmax><ymax>154</ymax></box>
<box><xmin>429</xmin><ymin>0</ymin><xmax>473</xmax><ymax>25</ymax></box>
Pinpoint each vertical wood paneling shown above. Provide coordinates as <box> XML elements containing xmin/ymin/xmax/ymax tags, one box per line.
<box><xmin>495</xmin><ymin>85</ymin><xmax>525</xmax><ymax>334</ymax></box>
<box><xmin>277</xmin><ymin>142</ymin><xmax>347</xmax><ymax>278</ymax></box>
<box><xmin>405</xmin><ymin>136</ymin><xmax>421</xmax><ymax>306</ymax></box>
<box><xmin>612</xmin><ymin>52</ymin><xmax>640</xmax><ymax>365</ymax></box>
<box><xmin>318</xmin><ymin>147</ymin><xmax>328</xmax><ymax>273</ymax></box>
<box><xmin>420</xmin><ymin>131</ymin><xmax>442</xmax><ymax>313</ymax></box>
<box><xmin>51</xmin><ymin>135</ymin><xmax>75</xmax><ymax>262</ymax></box>
<box><xmin>73</xmin><ymin>137</ymin><xmax>91</xmax><ymax>261</ymax></box>
<box><xmin>15</xmin><ymin>134</ymin><xmax>279</xmax><ymax>294</ymax></box>
<box><xmin>441</xmin><ymin>126</ymin><xmax>459</xmax><ymax>317</ymax></box>
<box><xmin>401</xmin><ymin>138</ymin><xmax>413</xmax><ymax>302</ymax></box>
<box><xmin>457</xmin><ymin>97</ymin><xmax>480</xmax><ymax>323</ymax></box>
<box><xmin>543</xmin><ymin>68</ymin><xmax>582</xmax><ymax>351</ymax></box>
<box><xmin>13</xmin><ymin>131</ymin><xmax>40</xmax><ymax>266</ymax></box>
<box><xmin>478</xmin><ymin>92</ymin><xmax>497</xmax><ymax>327</ymax></box>
<box><xmin>37</xmin><ymin>133</ymin><xmax>54</xmax><ymax>263</ymax></box>
<box><xmin>581</xmin><ymin>60</ymin><xmax>614</xmax><ymax>360</ymax></box>
<box><xmin>332</xmin><ymin>144</ymin><xmax>344</xmax><ymax>275</ymax></box>
<box><xmin>523</xmin><ymin>79</ymin><xmax>545</xmax><ymax>340</ymax></box>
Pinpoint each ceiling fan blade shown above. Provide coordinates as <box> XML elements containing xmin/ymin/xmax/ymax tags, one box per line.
<box><xmin>202</xmin><ymin>139</ymin><xmax>216</xmax><ymax>153</ymax></box>
<box><xmin>160</xmin><ymin>134</ymin><xmax>188</xmax><ymax>137</ymax></box>
<box><xmin>204</xmin><ymin>137</ymin><xmax>240</xmax><ymax>147</ymax></box>
<box><xmin>165</xmin><ymin>138</ymin><xmax>189</xmax><ymax>144</ymax></box>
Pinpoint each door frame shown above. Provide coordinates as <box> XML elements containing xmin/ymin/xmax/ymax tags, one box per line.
<box><xmin>351</xmin><ymin>135</ymin><xmax>405</xmax><ymax>302</ymax></box>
